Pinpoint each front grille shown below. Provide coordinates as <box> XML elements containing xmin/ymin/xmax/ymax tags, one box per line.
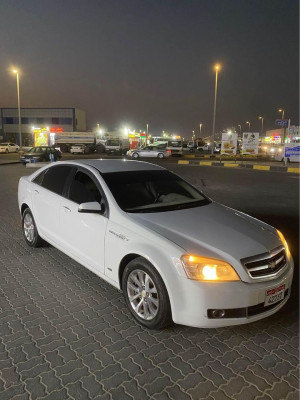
<box><xmin>241</xmin><ymin>246</ymin><xmax>286</xmax><ymax>279</ymax></box>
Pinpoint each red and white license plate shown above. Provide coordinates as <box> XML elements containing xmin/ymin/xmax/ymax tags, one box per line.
<box><xmin>264</xmin><ymin>284</ymin><xmax>286</xmax><ymax>306</ymax></box>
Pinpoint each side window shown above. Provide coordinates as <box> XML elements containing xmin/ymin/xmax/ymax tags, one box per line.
<box><xmin>68</xmin><ymin>171</ymin><xmax>102</xmax><ymax>204</ymax></box>
<box><xmin>32</xmin><ymin>169</ymin><xmax>47</xmax><ymax>186</ymax></box>
<box><xmin>40</xmin><ymin>166</ymin><xmax>73</xmax><ymax>195</ymax></box>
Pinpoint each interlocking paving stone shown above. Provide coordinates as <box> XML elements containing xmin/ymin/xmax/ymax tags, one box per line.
<box><xmin>0</xmin><ymin>165</ymin><xmax>299</xmax><ymax>399</ymax></box>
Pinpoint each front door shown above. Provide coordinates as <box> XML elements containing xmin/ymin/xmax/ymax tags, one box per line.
<box><xmin>59</xmin><ymin>168</ymin><xmax>108</xmax><ymax>274</ymax></box>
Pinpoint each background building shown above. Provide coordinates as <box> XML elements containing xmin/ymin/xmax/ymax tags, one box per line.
<box><xmin>264</xmin><ymin>126</ymin><xmax>300</xmax><ymax>144</ymax></box>
<box><xmin>0</xmin><ymin>108</ymin><xmax>86</xmax><ymax>145</ymax></box>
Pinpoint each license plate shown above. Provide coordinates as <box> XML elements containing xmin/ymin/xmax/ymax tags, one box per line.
<box><xmin>264</xmin><ymin>284</ymin><xmax>286</xmax><ymax>306</ymax></box>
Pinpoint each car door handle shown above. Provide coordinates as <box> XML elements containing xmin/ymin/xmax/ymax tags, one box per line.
<box><xmin>34</xmin><ymin>189</ymin><xmax>39</xmax><ymax>194</ymax></box>
<box><xmin>63</xmin><ymin>206</ymin><xmax>71</xmax><ymax>212</ymax></box>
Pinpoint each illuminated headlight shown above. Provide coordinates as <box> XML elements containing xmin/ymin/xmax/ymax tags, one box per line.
<box><xmin>277</xmin><ymin>230</ymin><xmax>290</xmax><ymax>258</ymax></box>
<box><xmin>181</xmin><ymin>255</ymin><xmax>240</xmax><ymax>282</ymax></box>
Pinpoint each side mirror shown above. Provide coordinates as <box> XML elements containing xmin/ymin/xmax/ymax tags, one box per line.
<box><xmin>78</xmin><ymin>201</ymin><xmax>103</xmax><ymax>214</ymax></box>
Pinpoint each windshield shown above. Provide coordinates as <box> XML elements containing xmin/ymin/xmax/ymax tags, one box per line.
<box><xmin>167</xmin><ymin>141</ymin><xmax>182</xmax><ymax>147</ymax></box>
<box><xmin>106</xmin><ymin>139</ymin><xmax>120</xmax><ymax>146</ymax></box>
<box><xmin>102</xmin><ymin>170</ymin><xmax>210</xmax><ymax>213</ymax></box>
<box><xmin>28</xmin><ymin>147</ymin><xmax>46</xmax><ymax>153</ymax></box>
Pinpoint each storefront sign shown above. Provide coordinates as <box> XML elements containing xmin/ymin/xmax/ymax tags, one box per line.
<box><xmin>33</xmin><ymin>128</ymin><xmax>49</xmax><ymax>147</ymax></box>
<box><xmin>275</xmin><ymin>119</ymin><xmax>289</xmax><ymax>127</ymax></box>
<box><xmin>221</xmin><ymin>132</ymin><xmax>237</xmax><ymax>155</ymax></box>
<box><xmin>50</xmin><ymin>127</ymin><xmax>63</xmax><ymax>133</ymax></box>
<box><xmin>242</xmin><ymin>132</ymin><xmax>259</xmax><ymax>155</ymax></box>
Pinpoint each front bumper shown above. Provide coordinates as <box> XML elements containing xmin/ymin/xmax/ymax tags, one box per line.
<box><xmin>20</xmin><ymin>157</ymin><xmax>40</xmax><ymax>163</ymax></box>
<box><xmin>170</xmin><ymin>259</ymin><xmax>294</xmax><ymax>328</ymax></box>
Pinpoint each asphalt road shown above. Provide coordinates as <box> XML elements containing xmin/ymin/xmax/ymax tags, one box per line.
<box><xmin>0</xmin><ymin>163</ymin><xmax>299</xmax><ymax>400</ymax></box>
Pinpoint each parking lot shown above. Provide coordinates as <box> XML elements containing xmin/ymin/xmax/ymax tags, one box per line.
<box><xmin>0</xmin><ymin>162</ymin><xmax>299</xmax><ymax>400</ymax></box>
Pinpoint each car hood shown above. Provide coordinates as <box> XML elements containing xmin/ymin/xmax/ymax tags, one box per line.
<box><xmin>128</xmin><ymin>202</ymin><xmax>281</xmax><ymax>260</ymax></box>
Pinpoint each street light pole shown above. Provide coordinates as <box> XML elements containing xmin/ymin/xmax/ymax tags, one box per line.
<box><xmin>278</xmin><ymin>109</ymin><xmax>286</xmax><ymax>143</ymax></box>
<box><xmin>258</xmin><ymin>116</ymin><xmax>264</xmax><ymax>135</ymax></box>
<box><xmin>238</xmin><ymin>124</ymin><xmax>242</xmax><ymax>137</ymax></box>
<box><xmin>211</xmin><ymin>64</ymin><xmax>220</xmax><ymax>155</ymax></box>
<box><xmin>13</xmin><ymin>69</ymin><xmax>22</xmax><ymax>149</ymax></box>
<box><xmin>246</xmin><ymin>121</ymin><xmax>251</xmax><ymax>131</ymax></box>
<box><xmin>278</xmin><ymin>109</ymin><xmax>285</xmax><ymax>119</ymax></box>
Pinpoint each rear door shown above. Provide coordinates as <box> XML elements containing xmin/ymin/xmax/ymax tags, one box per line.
<box><xmin>32</xmin><ymin>165</ymin><xmax>74</xmax><ymax>243</ymax></box>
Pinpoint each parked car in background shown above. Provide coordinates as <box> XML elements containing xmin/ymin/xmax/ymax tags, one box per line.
<box><xmin>127</xmin><ymin>145</ymin><xmax>171</xmax><ymax>159</ymax></box>
<box><xmin>18</xmin><ymin>159</ymin><xmax>293</xmax><ymax>329</ymax></box>
<box><xmin>105</xmin><ymin>139</ymin><xmax>130</xmax><ymax>155</ymax></box>
<box><xmin>166</xmin><ymin>140</ymin><xmax>183</xmax><ymax>156</ymax></box>
<box><xmin>196</xmin><ymin>144</ymin><xmax>210</xmax><ymax>152</ymax></box>
<box><xmin>0</xmin><ymin>142</ymin><xmax>20</xmax><ymax>153</ymax></box>
<box><xmin>70</xmin><ymin>144</ymin><xmax>89</xmax><ymax>155</ymax></box>
<box><xmin>20</xmin><ymin>146</ymin><xmax>62</xmax><ymax>164</ymax></box>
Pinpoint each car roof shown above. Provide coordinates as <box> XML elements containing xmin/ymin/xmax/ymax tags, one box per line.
<box><xmin>64</xmin><ymin>159</ymin><xmax>165</xmax><ymax>173</ymax></box>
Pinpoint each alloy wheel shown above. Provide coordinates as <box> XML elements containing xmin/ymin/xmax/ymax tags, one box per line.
<box><xmin>127</xmin><ymin>269</ymin><xmax>159</xmax><ymax>320</ymax></box>
<box><xmin>23</xmin><ymin>213</ymin><xmax>35</xmax><ymax>243</ymax></box>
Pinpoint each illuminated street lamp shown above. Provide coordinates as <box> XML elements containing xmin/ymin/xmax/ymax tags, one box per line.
<box><xmin>246</xmin><ymin>121</ymin><xmax>251</xmax><ymax>131</ymax></box>
<box><xmin>211</xmin><ymin>63</ymin><xmax>221</xmax><ymax>154</ymax></box>
<box><xmin>199</xmin><ymin>123</ymin><xmax>203</xmax><ymax>137</ymax></box>
<box><xmin>12</xmin><ymin>68</ymin><xmax>22</xmax><ymax>149</ymax></box>
<box><xmin>278</xmin><ymin>109</ymin><xmax>285</xmax><ymax>119</ymax></box>
<box><xmin>258</xmin><ymin>116</ymin><xmax>264</xmax><ymax>135</ymax></box>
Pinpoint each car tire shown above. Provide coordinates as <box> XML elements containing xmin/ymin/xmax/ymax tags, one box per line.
<box><xmin>157</xmin><ymin>153</ymin><xmax>164</xmax><ymax>159</ymax></box>
<box><xmin>5</xmin><ymin>149</ymin><xmax>8</xmax><ymax>153</ymax></box>
<box><xmin>197</xmin><ymin>148</ymin><xmax>203</xmax><ymax>152</ymax></box>
<box><xmin>22</xmin><ymin>208</ymin><xmax>43</xmax><ymax>248</ymax></box>
<box><xmin>132</xmin><ymin>152</ymin><xmax>139</xmax><ymax>159</ymax></box>
<box><xmin>189</xmin><ymin>148</ymin><xmax>194</xmax><ymax>153</ymax></box>
<box><xmin>122</xmin><ymin>257</ymin><xmax>172</xmax><ymax>329</ymax></box>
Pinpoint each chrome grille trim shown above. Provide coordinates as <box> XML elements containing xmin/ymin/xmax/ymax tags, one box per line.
<box><xmin>241</xmin><ymin>246</ymin><xmax>287</xmax><ymax>279</ymax></box>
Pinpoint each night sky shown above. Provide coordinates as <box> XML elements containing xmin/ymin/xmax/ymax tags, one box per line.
<box><xmin>0</xmin><ymin>0</ymin><xmax>299</xmax><ymax>138</ymax></box>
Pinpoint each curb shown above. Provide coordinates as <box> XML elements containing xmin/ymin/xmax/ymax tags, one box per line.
<box><xmin>0</xmin><ymin>161</ymin><xmax>21</xmax><ymax>166</ymax></box>
<box><xmin>178</xmin><ymin>160</ymin><xmax>300</xmax><ymax>174</ymax></box>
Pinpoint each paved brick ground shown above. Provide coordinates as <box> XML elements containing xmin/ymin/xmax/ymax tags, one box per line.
<box><xmin>0</xmin><ymin>165</ymin><xmax>299</xmax><ymax>399</ymax></box>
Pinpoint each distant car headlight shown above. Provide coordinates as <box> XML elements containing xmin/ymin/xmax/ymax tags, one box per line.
<box><xmin>277</xmin><ymin>230</ymin><xmax>290</xmax><ymax>258</ymax></box>
<box><xmin>181</xmin><ymin>255</ymin><xmax>240</xmax><ymax>281</ymax></box>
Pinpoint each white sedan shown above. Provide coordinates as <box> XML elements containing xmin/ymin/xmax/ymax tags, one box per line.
<box><xmin>18</xmin><ymin>160</ymin><xmax>293</xmax><ymax>329</ymax></box>
<box><xmin>127</xmin><ymin>146</ymin><xmax>171</xmax><ymax>159</ymax></box>
<box><xmin>0</xmin><ymin>142</ymin><xmax>20</xmax><ymax>153</ymax></box>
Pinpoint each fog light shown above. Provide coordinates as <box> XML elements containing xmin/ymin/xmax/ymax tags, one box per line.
<box><xmin>211</xmin><ymin>309</ymin><xmax>225</xmax><ymax>318</ymax></box>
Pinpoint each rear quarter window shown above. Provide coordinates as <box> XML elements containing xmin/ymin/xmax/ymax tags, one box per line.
<box><xmin>35</xmin><ymin>165</ymin><xmax>74</xmax><ymax>195</ymax></box>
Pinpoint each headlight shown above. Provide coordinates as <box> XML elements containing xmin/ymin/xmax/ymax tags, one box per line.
<box><xmin>181</xmin><ymin>255</ymin><xmax>240</xmax><ymax>282</ymax></box>
<box><xmin>277</xmin><ymin>230</ymin><xmax>290</xmax><ymax>258</ymax></box>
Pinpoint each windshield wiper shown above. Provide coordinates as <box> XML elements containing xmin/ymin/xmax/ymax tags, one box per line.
<box><xmin>126</xmin><ymin>199</ymin><xmax>209</xmax><ymax>213</ymax></box>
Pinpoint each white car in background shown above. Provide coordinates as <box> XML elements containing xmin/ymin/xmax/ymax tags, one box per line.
<box><xmin>0</xmin><ymin>142</ymin><xmax>20</xmax><ymax>153</ymax></box>
<box><xmin>70</xmin><ymin>144</ymin><xmax>88</xmax><ymax>155</ymax></box>
<box><xmin>127</xmin><ymin>145</ymin><xmax>171</xmax><ymax>159</ymax></box>
<box><xmin>18</xmin><ymin>160</ymin><xmax>293</xmax><ymax>329</ymax></box>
